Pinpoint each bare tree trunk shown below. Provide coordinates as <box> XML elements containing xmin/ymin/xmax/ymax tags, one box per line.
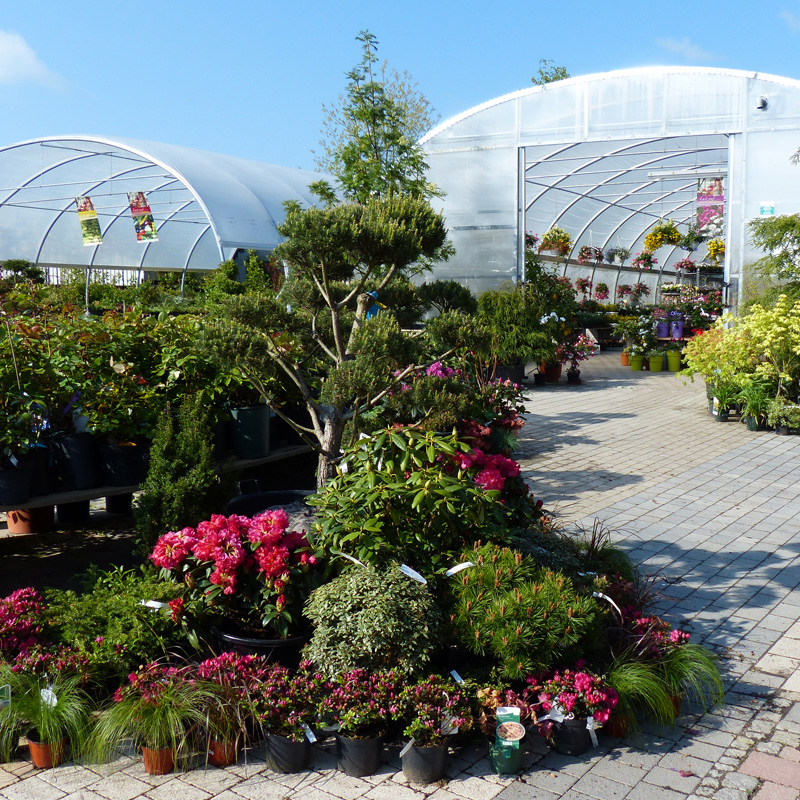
<box><xmin>315</xmin><ymin>413</ymin><xmax>347</xmax><ymax>489</ymax></box>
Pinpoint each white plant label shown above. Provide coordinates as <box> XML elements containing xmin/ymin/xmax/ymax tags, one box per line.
<box><xmin>586</xmin><ymin>716</ymin><xmax>598</xmax><ymax>747</ymax></box>
<box><xmin>302</xmin><ymin>724</ymin><xmax>317</xmax><ymax>743</ymax></box>
<box><xmin>140</xmin><ymin>600</ymin><xmax>168</xmax><ymax>610</ymax></box>
<box><xmin>445</xmin><ymin>562</ymin><xmax>475</xmax><ymax>577</ymax></box>
<box><xmin>441</xmin><ymin>712</ymin><xmax>458</xmax><ymax>736</ymax></box>
<box><xmin>399</xmin><ymin>739</ymin><xmax>415</xmax><ymax>758</ymax></box>
<box><xmin>400</xmin><ymin>564</ymin><xmax>427</xmax><ymax>584</ymax></box>
<box><xmin>40</xmin><ymin>687</ymin><xmax>58</xmax><ymax>709</ymax></box>
<box><xmin>450</xmin><ymin>670</ymin><xmax>464</xmax><ymax>684</ymax></box>
<box><xmin>330</xmin><ymin>550</ymin><xmax>366</xmax><ymax>568</ymax></box>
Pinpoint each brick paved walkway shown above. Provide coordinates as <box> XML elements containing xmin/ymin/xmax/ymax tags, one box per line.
<box><xmin>2</xmin><ymin>351</ymin><xmax>800</xmax><ymax>800</ymax></box>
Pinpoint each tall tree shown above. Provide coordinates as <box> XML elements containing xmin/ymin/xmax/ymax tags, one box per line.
<box><xmin>531</xmin><ymin>59</ymin><xmax>570</xmax><ymax>85</ymax></box>
<box><xmin>748</xmin><ymin>214</ymin><xmax>800</xmax><ymax>281</ymax></box>
<box><xmin>314</xmin><ymin>31</ymin><xmax>439</xmax><ymax>202</ymax></box>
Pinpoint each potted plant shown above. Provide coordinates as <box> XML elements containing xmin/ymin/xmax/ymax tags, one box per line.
<box><xmin>556</xmin><ymin>334</ymin><xmax>598</xmax><ymax>385</ymax></box>
<box><xmin>319</xmin><ymin>668</ymin><xmax>402</xmax><ymax>777</ymax></box>
<box><xmin>574</xmin><ymin>276</ymin><xmax>593</xmax><ymax>298</ymax></box>
<box><xmin>737</xmin><ymin>380</ymin><xmax>773</xmax><ymax>431</ymax></box>
<box><xmin>577</xmin><ymin>246</ymin><xmax>603</xmax><ymax>265</ymax></box>
<box><xmin>648</xmin><ymin>348</ymin><xmax>665</xmax><ymax>372</ymax></box>
<box><xmin>605</xmin><ymin>654</ymin><xmax>674</xmax><ymax>737</ymax></box>
<box><xmin>253</xmin><ymin>664</ymin><xmax>320</xmax><ymax>773</ymax></box>
<box><xmin>643</xmin><ymin>219</ymin><xmax>681</xmax><ymax>252</ymax></box>
<box><xmin>399</xmin><ymin>675</ymin><xmax>473</xmax><ymax>784</ymax></box>
<box><xmin>616</xmin><ymin>284</ymin><xmax>633</xmax><ymax>302</ymax></box>
<box><xmin>631</xmin><ymin>251</ymin><xmax>657</xmax><ymax>271</ymax></box>
<box><xmin>653</xmin><ymin>308</ymin><xmax>670</xmax><ymax>338</ymax></box>
<box><xmin>679</xmin><ymin>223</ymin><xmax>705</xmax><ymax>251</ymax></box>
<box><xmin>0</xmin><ymin>665</ymin><xmax>93</xmax><ymax>768</ymax></box>
<box><xmin>531</xmin><ymin>667</ymin><xmax>618</xmax><ymax>756</ymax></box>
<box><xmin>673</xmin><ymin>256</ymin><xmax>696</xmax><ymax>273</ymax></box>
<box><xmin>150</xmin><ymin>508</ymin><xmax>321</xmax><ymax>654</ymax></box>
<box><xmin>593</xmin><ymin>282</ymin><xmax>610</xmax><ymax>301</ymax></box>
<box><xmin>767</xmin><ymin>396</ymin><xmax>800</xmax><ymax>434</ymax></box>
<box><xmin>605</xmin><ymin>246</ymin><xmax>630</xmax><ymax>266</ymax></box>
<box><xmin>91</xmin><ymin>661</ymin><xmax>215</xmax><ymax>774</ymax></box>
<box><xmin>666</xmin><ymin>343</ymin><xmax>683</xmax><ymax>372</ymax></box>
<box><xmin>631</xmin><ymin>282</ymin><xmax>651</xmax><ymax>303</ymax></box>
<box><xmin>538</xmin><ymin>227</ymin><xmax>572</xmax><ymax>257</ymax></box>
<box><xmin>705</xmin><ymin>238</ymin><xmax>725</xmax><ymax>266</ymax></box>
<box><xmin>710</xmin><ymin>381</ymin><xmax>738</xmax><ymax>421</ymax></box>
<box><xmin>196</xmin><ymin>652</ymin><xmax>271</xmax><ymax>767</ymax></box>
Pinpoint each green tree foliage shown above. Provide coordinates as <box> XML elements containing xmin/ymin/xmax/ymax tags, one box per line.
<box><xmin>314</xmin><ymin>31</ymin><xmax>438</xmax><ymax>202</ymax></box>
<box><xmin>531</xmin><ymin>59</ymin><xmax>570</xmax><ymax>85</ymax></box>
<box><xmin>748</xmin><ymin>214</ymin><xmax>800</xmax><ymax>281</ymax></box>
<box><xmin>132</xmin><ymin>394</ymin><xmax>229</xmax><ymax>553</ymax></box>
<box><xmin>416</xmin><ymin>279</ymin><xmax>477</xmax><ymax>315</ymax></box>
<box><xmin>206</xmin><ymin>195</ymin><xmax>449</xmax><ymax>486</ymax></box>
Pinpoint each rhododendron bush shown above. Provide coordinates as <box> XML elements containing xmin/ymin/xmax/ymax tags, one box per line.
<box><xmin>150</xmin><ymin>510</ymin><xmax>321</xmax><ymax>637</ymax></box>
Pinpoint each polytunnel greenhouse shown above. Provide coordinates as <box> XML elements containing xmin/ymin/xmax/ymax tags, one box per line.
<box><xmin>421</xmin><ymin>67</ymin><xmax>800</xmax><ymax>300</ymax></box>
<box><xmin>0</xmin><ymin>136</ymin><xmax>326</xmax><ymax>279</ymax></box>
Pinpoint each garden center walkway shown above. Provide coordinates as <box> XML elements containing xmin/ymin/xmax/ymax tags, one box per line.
<box><xmin>3</xmin><ymin>351</ymin><xmax>800</xmax><ymax>800</ymax></box>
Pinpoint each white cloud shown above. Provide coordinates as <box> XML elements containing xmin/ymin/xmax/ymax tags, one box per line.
<box><xmin>780</xmin><ymin>9</ymin><xmax>800</xmax><ymax>32</ymax></box>
<box><xmin>0</xmin><ymin>30</ymin><xmax>61</xmax><ymax>87</ymax></box>
<box><xmin>655</xmin><ymin>37</ymin><xmax>715</xmax><ymax>62</ymax></box>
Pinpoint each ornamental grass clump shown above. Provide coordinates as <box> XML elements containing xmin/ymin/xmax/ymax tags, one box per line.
<box><xmin>150</xmin><ymin>509</ymin><xmax>320</xmax><ymax>638</ymax></box>
<box><xmin>319</xmin><ymin>668</ymin><xmax>402</xmax><ymax>739</ymax></box>
<box><xmin>449</xmin><ymin>543</ymin><xmax>602</xmax><ymax>679</ymax></box>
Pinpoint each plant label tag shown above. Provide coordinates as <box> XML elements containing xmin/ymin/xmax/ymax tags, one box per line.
<box><xmin>445</xmin><ymin>562</ymin><xmax>474</xmax><ymax>577</ymax></box>
<box><xmin>140</xmin><ymin>600</ymin><xmax>168</xmax><ymax>610</ymax></box>
<box><xmin>302</xmin><ymin>724</ymin><xmax>317</xmax><ymax>743</ymax></box>
<box><xmin>450</xmin><ymin>670</ymin><xmax>464</xmax><ymax>684</ymax></box>
<box><xmin>41</xmin><ymin>687</ymin><xmax>58</xmax><ymax>709</ymax></box>
<box><xmin>0</xmin><ymin>685</ymin><xmax>9</xmax><ymax>708</ymax></box>
<box><xmin>8</xmin><ymin>455</ymin><xmax>18</xmax><ymax>468</ymax></box>
<box><xmin>399</xmin><ymin>739</ymin><xmax>415</xmax><ymax>758</ymax></box>
<box><xmin>441</xmin><ymin>712</ymin><xmax>458</xmax><ymax>736</ymax></box>
<box><xmin>400</xmin><ymin>564</ymin><xmax>427</xmax><ymax>584</ymax></box>
<box><xmin>330</xmin><ymin>550</ymin><xmax>367</xmax><ymax>568</ymax></box>
<box><xmin>549</xmin><ymin>704</ymin><xmax>566</xmax><ymax>723</ymax></box>
<box><xmin>586</xmin><ymin>716</ymin><xmax>598</xmax><ymax>747</ymax></box>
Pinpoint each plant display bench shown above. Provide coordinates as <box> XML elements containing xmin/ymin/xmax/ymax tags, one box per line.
<box><xmin>0</xmin><ymin>444</ymin><xmax>312</xmax><ymax>529</ymax></box>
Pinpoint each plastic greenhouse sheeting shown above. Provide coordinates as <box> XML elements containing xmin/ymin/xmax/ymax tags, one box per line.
<box><xmin>421</xmin><ymin>67</ymin><xmax>800</xmax><ymax>296</ymax></box>
<box><xmin>0</xmin><ymin>135</ymin><xmax>327</xmax><ymax>273</ymax></box>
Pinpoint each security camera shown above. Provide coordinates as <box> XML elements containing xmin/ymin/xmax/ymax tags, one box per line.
<box><xmin>756</xmin><ymin>96</ymin><xmax>768</xmax><ymax>110</ymax></box>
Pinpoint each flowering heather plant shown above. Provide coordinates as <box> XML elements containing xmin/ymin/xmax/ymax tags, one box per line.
<box><xmin>253</xmin><ymin>663</ymin><xmax>321</xmax><ymax>741</ymax></box>
<box><xmin>319</xmin><ymin>668</ymin><xmax>402</xmax><ymax>738</ymax></box>
<box><xmin>0</xmin><ymin>588</ymin><xmax>44</xmax><ymax>658</ymax></box>
<box><xmin>532</xmin><ymin>668</ymin><xmax>618</xmax><ymax>724</ymax></box>
<box><xmin>150</xmin><ymin>510</ymin><xmax>320</xmax><ymax>638</ymax></box>
<box><xmin>400</xmin><ymin>675</ymin><xmax>473</xmax><ymax>746</ymax></box>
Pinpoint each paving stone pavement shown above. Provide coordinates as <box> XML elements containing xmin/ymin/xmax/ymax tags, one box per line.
<box><xmin>3</xmin><ymin>350</ymin><xmax>800</xmax><ymax>799</ymax></box>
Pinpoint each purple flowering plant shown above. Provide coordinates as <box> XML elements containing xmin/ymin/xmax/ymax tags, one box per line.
<box><xmin>253</xmin><ymin>662</ymin><xmax>322</xmax><ymax>741</ymax></box>
<box><xmin>531</xmin><ymin>667</ymin><xmax>618</xmax><ymax>727</ymax></box>
<box><xmin>0</xmin><ymin>588</ymin><xmax>44</xmax><ymax>658</ymax></box>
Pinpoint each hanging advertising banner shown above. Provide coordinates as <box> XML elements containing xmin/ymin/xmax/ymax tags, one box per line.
<box><xmin>75</xmin><ymin>195</ymin><xmax>103</xmax><ymax>246</ymax></box>
<box><xmin>696</xmin><ymin>177</ymin><xmax>725</xmax><ymax>239</ymax></box>
<box><xmin>127</xmin><ymin>191</ymin><xmax>158</xmax><ymax>242</ymax></box>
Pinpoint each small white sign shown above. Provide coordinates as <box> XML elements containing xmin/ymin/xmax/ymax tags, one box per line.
<box><xmin>445</xmin><ymin>562</ymin><xmax>475</xmax><ymax>577</ymax></box>
<box><xmin>450</xmin><ymin>670</ymin><xmax>464</xmax><ymax>684</ymax></box>
<box><xmin>760</xmin><ymin>202</ymin><xmax>775</xmax><ymax>217</ymax></box>
<box><xmin>399</xmin><ymin>739</ymin><xmax>415</xmax><ymax>758</ymax></box>
<box><xmin>400</xmin><ymin>564</ymin><xmax>427</xmax><ymax>584</ymax></box>
<box><xmin>302</xmin><ymin>724</ymin><xmax>317</xmax><ymax>743</ymax></box>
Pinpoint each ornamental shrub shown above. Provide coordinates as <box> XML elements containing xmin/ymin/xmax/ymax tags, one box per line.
<box><xmin>449</xmin><ymin>543</ymin><xmax>602</xmax><ymax>679</ymax></box>
<box><xmin>303</xmin><ymin>563</ymin><xmax>442</xmax><ymax>678</ymax></box>
<box><xmin>0</xmin><ymin>588</ymin><xmax>44</xmax><ymax>659</ymax></box>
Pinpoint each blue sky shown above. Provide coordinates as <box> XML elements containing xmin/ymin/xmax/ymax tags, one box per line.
<box><xmin>2</xmin><ymin>1</ymin><xmax>800</xmax><ymax>172</ymax></box>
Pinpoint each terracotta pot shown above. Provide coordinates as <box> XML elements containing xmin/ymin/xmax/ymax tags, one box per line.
<box><xmin>27</xmin><ymin>733</ymin><xmax>66</xmax><ymax>769</ymax></box>
<box><xmin>142</xmin><ymin>745</ymin><xmax>176</xmax><ymax>775</ymax></box>
<box><xmin>543</xmin><ymin>363</ymin><xmax>562</xmax><ymax>383</ymax></box>
<box><xmin>604</xmin><ymin>714</ymin><xmax>630</xmax><ymax>738</ymax></box>
<box><xmin>208</xmin><ymin>738</ymin><xmax>238</xmax><ymax>767</ymax></box>
<box><xmin>621</xmin><ymin>352</ymin><xmax>630</xmax><ymax>366</ymax></box>
<box><xmin>5</xmin><ymin>506</ymin><xmax>55</xmax><ymax>534</ymax></box>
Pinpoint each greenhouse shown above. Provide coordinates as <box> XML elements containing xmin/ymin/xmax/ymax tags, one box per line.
<box><xmin>0</xmin><ymin>135</ymin><xmax>325</xmax><ymax>278</ymax></box>
<box><xmin>421</xmin><ymin>66</ymin><xmax>800</xmax><ymax>299</ymax></box>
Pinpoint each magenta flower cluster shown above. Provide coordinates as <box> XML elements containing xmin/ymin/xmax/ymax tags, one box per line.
<box><xmin>0</xmin><ymin>587</ymin><xmax>44</xmax><ymax>657</ymax></box>
<box><xmin>319</xmin><ymin>668</ymin><xmax>402</xmax><ymax>737</ymax></box>
<box><xmin>150</xmin><ymin>511</ymin><xmax>318</xmax><ymax>636</ymax></box>
<box><xmin>253</xmin><ymin>663</ymin><xmax>322</xmax><ymax>741</ymax></box>
<box><xmin>455</xmin><ymin>447</ymin><xmax>520</xmax><ymax>491</ymax></box>
<box><xmin>113</xmin><ymin>661</ymin><xmax>194</xmax><ymax>706</ymax></box>
<box><xmin>400</xmin><ymin>675</ymin><xmax>473</xmax><ymax>746</ymax></box>
<box><xmin>532</xmin><ymin>668</ymin><xmax>619</xmax><ymax>724</ymax></box>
